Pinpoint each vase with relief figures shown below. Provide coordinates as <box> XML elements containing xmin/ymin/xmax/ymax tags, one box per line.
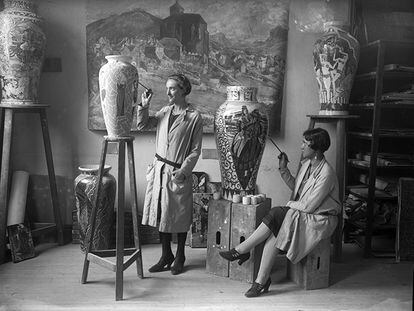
<box><xmin>214</xmin><ymin>86</ymin><xmax>269</xmax><ymax>200</ymax></box>
<box><xmin>98</xmin><ymin>55</ymin><xmax>138</xmax><ymax>137</ymax></box>
<box><xmin>74</xmin><ymin>165</ymin><xmax>116</xmax><ymax>252</ymax></box>
<box><xmin>313</xmin><ymin>21</ymin><xmax>360</xmax><ymax>115</ymax></box>
<box><xmin>0</xmin><ymin>0</ymin><xmax>46</xmax><ymax>105</ymax></box>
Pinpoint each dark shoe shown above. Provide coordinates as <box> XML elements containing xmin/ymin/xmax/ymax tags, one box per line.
<box><xmin>148</xmin><ymin>254</ymin><xmax>175</xmax><ymax>273</ymax></box>
<box><xmin>219</xmin><ymin>248</ymin><xmax>250</xmax><ymax>265</ymax></box>
<box><xmin>170</xmin><ymin>256</ymin><xmax>185</xmax><ymax>275</ymax></box>
<box><xmin>244</xmin><ymin>278</ymin><xmax>271</xmax><ymax>298</ymax></box>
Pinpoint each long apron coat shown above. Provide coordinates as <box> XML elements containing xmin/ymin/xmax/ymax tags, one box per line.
<box><xmin>137</xmin><ymin>104</ymin><xmax>203</xmax><ymax>232</ymax></box>
<box><xmin>275</xmin><ymin>158</ymin><xmax>341</xmax><ymax>264</ymax></box>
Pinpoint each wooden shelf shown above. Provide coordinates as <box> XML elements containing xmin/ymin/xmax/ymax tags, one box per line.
<box><xmin>348</xmin><ymin>131</ymin><xmax>414</xmax><ymax>139</ymax></box>
<box><xmin>348</xmin><ymin>159</ymin><xmax>414</xmax><ymax>170</ymax></box>
<box><xmin>349</xmin><ymin>101</ymin><xmax>414</xmax><ymax>109</ymax></box>
<box><xmin>347</xmin><ymin>186</ymin><xmax>396</xmax><ymax>200</ymax></box>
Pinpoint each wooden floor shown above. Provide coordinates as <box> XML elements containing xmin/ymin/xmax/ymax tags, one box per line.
<box><xmin>0</xmin><ymin>242</ymin><xmax>412</xmax><ymax>311</ymax></box>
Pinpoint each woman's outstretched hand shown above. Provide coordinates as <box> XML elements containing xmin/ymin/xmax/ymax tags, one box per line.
<box><xmin>141</xmin><ymin>91</ymin><xmax>153</xmax><ymax>109</ymax></box>
<box><xmin>278</xmin><ymin>152</ymin><xmax>289</xmax><ymax>169</ymax></box>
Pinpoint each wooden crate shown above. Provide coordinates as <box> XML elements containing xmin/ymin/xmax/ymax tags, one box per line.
<box><xmin>206</xmin><ymin>199</ymin><xmax>231</xmax><ymax>277</ymax></box>
<box><xmin>187</xmin><ymin>193</ymin><xmax>212</xmax><ymax>248</ymax></box>
<box><xmin>229</xmin><ymin>198</ymin><xmax>271</xmax><ymax>283</ymax></box>
<box><xmin>287</xmin><ymin>238</ymin><xmax>331</xmax><ymax>290</ymax></box>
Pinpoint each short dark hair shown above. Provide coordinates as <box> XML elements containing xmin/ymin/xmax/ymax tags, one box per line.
<box><xmin>303</xmin><ymin>128</ymin><xmax>330</xmax><ymax>153</ymax></box>
<box><xmin>167</xmin><ymin>73</ymin><xmax>192</xmax><ymax>96</ymax></box>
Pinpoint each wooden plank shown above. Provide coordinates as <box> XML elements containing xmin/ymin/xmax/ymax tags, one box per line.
<box><xmin>0</xmin><ymin>108</ymin><xmax>14</xmax><ymax>264</ymax></box>
<box><xmin>396</xmin><ymin>178</ymin><xmax>414</xmax><ymax>261</ymax></box>
<box><xmin>206</xmin><ymin>199</ymin><xmax>231</xmax><ymax>277</ymax></box>
<box><xmin>88</xmin><ymin>253</ymin><xmax>116</xmax><ymax>271</ymax></box>
<box><xmin>39</xmin><ymin>109</ymin><xmax>64</xmax><ymax>245</ymax></box>
<box><xmin>91</xmin><ymin>248</ymin><xmax>137</xmax><ymax>258</ymax></box>
<box><xmin>122</xmin><ymin>250</ymin><xmax>141</xmax><ymax>271</ymax></box>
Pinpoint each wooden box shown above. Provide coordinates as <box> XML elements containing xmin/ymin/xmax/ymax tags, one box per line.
<box><xmin>229</xmin><ymin>198</ymin><xmax>271</xmax><ymax>283</ymax></box>
<box><xmin>187</xmin><ymin>193</ymin><xmax>212</xmax><ymax>248</ymax></box>
<box><xmin>287</xmin><ymin>238</ymin><xmax>331</xmax><ymax>290</ymax></box>
<box><xmin>206</xmin><ymin>199</ymin><xmax>231</xmax><ymax>277</ymax></box>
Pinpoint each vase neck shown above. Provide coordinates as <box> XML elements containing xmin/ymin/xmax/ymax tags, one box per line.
<box><xmin>323</xmin><ymin>21</ymin><xmax>350</xmax><ymax>33</ymax></box>
<box><xmin>105</xmin><ymin>55</ymin><xmax>132</xmax><ymax>64</ymax></box>
<box><xmin>226</xmin><ymin>86</ymin><xmax>257</xmax><ymax>102</ymax></box>
<box><xmin>4</xmin><ymin>0</ymin><xmax>37</xmax><ymax>13</ymax></box>
<box><xmin>79</xmin><ymin>165</ymin><xmax>111</xmax><ymax>175</ymax></box>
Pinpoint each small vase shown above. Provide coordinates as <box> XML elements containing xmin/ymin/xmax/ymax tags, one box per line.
<box><xmin>98</xmin><ymin>55</ymin><xmax>138</xmax><ymax>137</ymax></box>
<box><xmin>313</xmin><ymin>21</ymin><xmax>360</xmax><ymax>115</ymax></box>
<box><xmin>0</xmin><ymin>0</ymin><xmax>46</xmax><ymax>105</ymax></box>
<box><xmin>74</xmin><ymin>165</ymin><xmax>116</xmax><ymax>252</ymax></box>
<box><xmin>214</xmin><ymin>86</ymin><xmax>269</xmax><ymax>200</ymax></box>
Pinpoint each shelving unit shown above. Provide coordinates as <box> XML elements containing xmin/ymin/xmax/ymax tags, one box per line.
<box><xmin>345</xmin><ymin>40</ymin><xmax>414</xmax><ymax>258</ymax></box>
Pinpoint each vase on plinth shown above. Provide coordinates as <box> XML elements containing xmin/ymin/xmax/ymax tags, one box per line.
<box><xmin>74</xmin><ymin>165</ymin><xmax>116</xmax><ymax>252</ymax></box>
<box><xmin>214</xmin><ymin>86</ymin><xmax>269</xmax><ymax>200</ymax></box>
<box><xmin>313</xmin><ymin>21</ymin><xmax>360</xmax><ymax>115</ymax></box>
<box><xmin>0</xmin><ymin>0</ymin><xmax>46</xmax><ymax>105</ymax></box>
<box><xmin>98</xmin><ymin>55</ymin><xmax>138</xmax><ymax>137</ymax></box>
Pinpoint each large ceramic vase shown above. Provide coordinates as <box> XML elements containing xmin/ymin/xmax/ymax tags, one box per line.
<box><xmin>313</xmin><ymin>21</ymin><xmax>360</xmax><ymax>115</ymax></box>
<box><xmin>214</xmin><ymin>86</ymin><xmax>269</xmax><ymax>200</ymax></box>
<box><xmin>74</xmin><ymin>165</ymin><xmax>116</xmax><ymax>252</ymax></box>
<box><xmin>0</xmin><ymin>0</ymin><xmax>46</xmax><ymax>105</ymax></box>
<box><xmin>98</xmin><ymin>55</ymin><xmax>138</xmax><ymax>137</ymax></box>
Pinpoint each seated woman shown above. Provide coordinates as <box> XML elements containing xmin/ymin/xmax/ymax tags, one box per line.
<box><xmin>219</xmin><ymin>128</ymin><xmax>341</xmax><ymax>297</ymax></box>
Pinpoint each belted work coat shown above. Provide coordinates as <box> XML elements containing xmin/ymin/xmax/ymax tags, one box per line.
<box><xmin>137</xmin><ymin>104</ymin><xmax>203</xmax><ymax>232</ymax></box>
<box><xmin>275</xmin><ymin>158</ymin><xmax>341</xmax><ymax>264</ymax></box>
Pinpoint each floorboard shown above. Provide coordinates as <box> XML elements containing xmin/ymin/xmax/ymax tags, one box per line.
<box><xmin>0</xmin><ymin>243</ymin><xmax>412</xmax><ymax>311</ymax></box>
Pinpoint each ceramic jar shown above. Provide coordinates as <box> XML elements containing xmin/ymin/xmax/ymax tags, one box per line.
<box><xmin>313</xmin><ymin>21</ymin><xmax>360</xmax><ymax>115</ymax></box>
<box><xmin>98</xmin><ymin>55</ymin><xmax>138</xmax><ymax>137</ymax></box>
<box><xmin>214</xmin><ymin>86</ymin><xmax>269</xmax><ymax>200</ymax></box>
<box><xmin>0</xmin><ymin>0</ymin><xmax>46</xmax><ymax>105</ymax></box>
<box><xmin>74</xmin><ymin>165</ymin><xmax>116</xmax><ymax>252</ymax></box>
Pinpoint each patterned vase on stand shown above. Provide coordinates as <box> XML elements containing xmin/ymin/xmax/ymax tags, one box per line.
<box><xmin>74</xmin><ymin>165</ymin><xmax>116</xmax><ymax>252</ymax></box>
<box><xmin>313</xmin><ymin>21</ymin><xmax>360</xmax><ymax>115</ymax></box>
<box><xmin>0</xmin><ymin>0</ymin><xmax>46</xmax><ymax>105</ymax></box>
<box><xmin>98</xmin><ymin>55</ymin><xmax>138</xmax><ymax>137</ymax></box>
<box><xmin>214</xmin><ymin>86</ymin><xmax>269</xmax><ymax>200</ymax></box>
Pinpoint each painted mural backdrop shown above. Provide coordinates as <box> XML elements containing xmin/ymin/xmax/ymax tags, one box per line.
<box><xmin>86</xmin><ymin>0</ymin><xmax>289</xmax><ymax>133</ymax></box>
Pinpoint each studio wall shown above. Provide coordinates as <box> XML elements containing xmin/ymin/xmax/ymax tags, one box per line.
<box><xmin>8</xmin><ymin>0</ymin><xmax>339</xmax><ymax>225</ymax></box>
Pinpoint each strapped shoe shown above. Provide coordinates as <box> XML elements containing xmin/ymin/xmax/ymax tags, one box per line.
<box><xmin>244</xmin><ymin>278</ymin><xmax>271</xmax><ymax>298</ymax></box>
<box><xmin>219</xmin><ymin>248</ymin><xmax>250</xmax><ymax>265</ymax></box>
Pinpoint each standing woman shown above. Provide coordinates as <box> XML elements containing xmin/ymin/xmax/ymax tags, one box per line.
<box><xmin>136</xmin><ymin>74</ymin><xmax>203</xmax><ymax>275</ymax></box>
<box><xmin>219</xmin><ymin>128</ymin><xmax>340</xmax><ymax>296</ymax></box>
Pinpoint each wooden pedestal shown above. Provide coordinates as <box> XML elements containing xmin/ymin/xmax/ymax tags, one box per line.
<box><xmin>187</xmin><ymin>193</ymin><xmax>212</xmax><ymax>248</ymax></box>
<box><xmin>206</xmin><ymin>199</ymin><xmax>231</xmax><ymax>277</ymax></box>
<box><xmin>229</xmin><ymin>198</ymin><xmax>271</xmax><ymax>283</ymax></box>
<box><xmin>287</xmin><ymin>238</ymin><xmax>331</xmax><ymax>290</ymax></box>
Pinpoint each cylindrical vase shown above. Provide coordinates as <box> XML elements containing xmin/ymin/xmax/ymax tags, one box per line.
<box><xmin>214</xmin><ymin>86</ymin><xmax>269</xmax><ymax>200</ymax></box>
<box><xmin>0</xmin><ymin>0</ymin><xmax>46</xmax><ymax>105</ymax></box>
<box><xmin>74</xmin><ymin>165</ymin><xmax>116</xmax><ymax>252</ymax></box>
<box><xmin>313</xmin><ymin>21</ymin><xmax>360</xmax><ymax>115</ymax></box>
<box><xmin>98</xmin><ymin>55</ymin><xmax>138</xmax><ymax>137</ymax></box>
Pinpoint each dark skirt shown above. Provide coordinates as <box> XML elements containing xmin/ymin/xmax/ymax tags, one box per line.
<box><xmin>262</xmin><ymin>206</ymin><xmax>290</xmax><ymax>238</ymax></box>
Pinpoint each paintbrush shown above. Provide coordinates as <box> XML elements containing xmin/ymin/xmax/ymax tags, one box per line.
<box><xmin>268</xmin><ymin>136</ymin><xmax>289</xmax><ymax>162</ymax></box>
<box><xmin>138</xmin><ymin>81</ymin><xmax>153</xmax><ymax>97</ymax></box>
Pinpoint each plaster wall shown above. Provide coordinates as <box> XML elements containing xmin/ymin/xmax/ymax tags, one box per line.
<box><xmin>9</xmin><ymin>0</ymin><xmax>340</xmax><ymax>225</ymax></box>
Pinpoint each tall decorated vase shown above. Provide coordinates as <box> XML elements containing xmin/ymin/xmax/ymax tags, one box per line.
<box><xmin>74</xmin><ymin>165</ymin><xmax>116</xmax><ymax>252</ymax></box>
<box><xmin>98</xmin><ymin>55</ymin><xmax>138</xmax><ymax>137</ymax></box>
<box><xmin>313</xmin><ymin>21</ymin><xmax>360</xmax><ymax>115</ymax></box>
<box><xmin>214</xmin><ymin>86</ymin><xmax>269</xmax><ymax>200</ymax></box>
<box><xmin>0</xmin><ymin>0</ymin><xmax>46</xmax><ymax>105</ymax></box>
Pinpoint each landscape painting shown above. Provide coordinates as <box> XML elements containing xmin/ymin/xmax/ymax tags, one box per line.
<box><xmin>86</xmin><ymin>0</ymin><xmax>289</xmax><ymax>133</ymax></box>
